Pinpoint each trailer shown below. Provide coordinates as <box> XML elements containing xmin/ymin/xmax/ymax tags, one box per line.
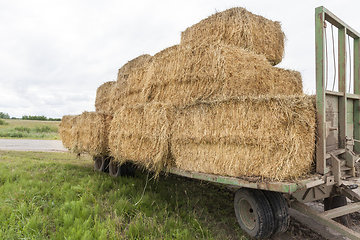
<box><xmin>93</xmin><ymin>6</ymin><xmax>360</xmax><ymax>239</ymax></box>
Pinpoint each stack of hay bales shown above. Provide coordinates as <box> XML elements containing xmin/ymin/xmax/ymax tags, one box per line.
<box><xmin>108</xmin><ymin>7</ymin><xmax>316</xmax><ymax>181</ymax></box>
<box><xmin>59</xmin><ymin>111</ymin><xmax>113</xmax><ymax>156</ymax></box>
<box><xmin>61</xmin><ymin>7</ymin><xmax>316</xmax><ymax>181</ymax></box>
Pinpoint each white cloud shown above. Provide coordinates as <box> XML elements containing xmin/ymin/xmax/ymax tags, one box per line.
<box><xmin>1</xmin><ymin>0</ymin><xmax>360</xmax><ymax>118</ymax></box>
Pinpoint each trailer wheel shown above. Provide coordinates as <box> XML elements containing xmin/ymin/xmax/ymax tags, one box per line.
<box><xmin>109</xmin><ymin>161</ymin><xmax>127</xmax><ymax>177</ymax></box>
<box><xmin>94</xmin><ymin>156</ymin><xmax>103</xmax><ymax>171</ymax></box>
<box><xmin>234</xmin><ymin>188</ymin><xmax>274</xmax><ymax>239</ymax></box>
<box><xmin>263</xmin><ymin>190</ymin><xmax>290</xmax><ymax>234</ymax></box>
<box><xmin>324</xmin><ymin>195</ymin><xmax>350</xmax><ymax>226</ymax></box>
<box><xmin>93</xmin><ymin>155</ymin><xmax>109</xmax><ymax>172</ymax></box>
<box><xmin>126</xmin><ymin>162</ymin><xmax>136</xmax><ymax>177</ymax></box>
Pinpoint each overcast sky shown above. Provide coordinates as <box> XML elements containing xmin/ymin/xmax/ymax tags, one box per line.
<box><xmin>1</xmin><ymin>0</ymin><xmax>360</xmax><ymax>118</ymax></box>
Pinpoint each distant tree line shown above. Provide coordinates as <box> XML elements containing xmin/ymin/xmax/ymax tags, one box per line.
<box><xmin>22</xmin><ymin>115</ymin><xmax>61</xmax><ymax>121</ymax></box>
<box><xmin>0</xmin><ymin>112</ymin><xmax>10</xmax><ymax>119</ymax></box>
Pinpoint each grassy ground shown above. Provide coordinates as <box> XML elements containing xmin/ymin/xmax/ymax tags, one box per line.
<box><xmin>0</xmin><ymin>151</ymin><xmax>246</xmax><ymax>240</ymax></box>
<box><xmin>0</xmin><ymin>119</ymin><xmax>60</xmax><ymax>140</ymax></box>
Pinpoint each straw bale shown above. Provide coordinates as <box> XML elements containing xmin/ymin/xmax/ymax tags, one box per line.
<box><xmin>180</xmin><ymin>7</ymin><xmax>285</xmax><ymax>65</ymax></box>
<box><xmin>109</xmin><ymin>103</ymin><xmax>174</xmax><ymax>173</ymax></box>
<box><xmin>143</xmin><ymin>43</ymin><xmax>302</xmax><ymax>106</ymax></box>
<box><xmin>71</xmin><ymin>111</ymin><xmax>113</xmax><ymax>156</ymax></box>
<box><xmin>108</xmin><ymin>55</ymin><xmax>154</xmax><ymax>114</ymax></box>
<box><xmin>95</xmin><ymin>81</ymin><xmax>116</xmax><ymax>113</ymax></box>
<box><xmin>171</xmin><ymin>95</ymin><xmax>316</xmax><ymax>181</ymax></box>
<box><xmin>59</xmin><ymin>115</ymin><xmax>78</xmax><ymax>150</ymax></box>
<box><xmin>117</xmin><ymin>54</ymin><xmax>152</xmax><ymax>83</ymax></box>
<box><xmin>108</xmin><ymin>84</ymin><xmax>146</xmax><ymax>116</ymax></box>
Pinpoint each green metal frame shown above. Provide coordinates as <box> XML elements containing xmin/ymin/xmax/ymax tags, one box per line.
<box><xmin>315</xmin><ymin>6</ymin><xmax>360</xmax><ymax>175</ymax></box>
<box><xmin>168</xmin><ymin>167</ymin><xmax>320</xmax><ymax>194</ymax></box>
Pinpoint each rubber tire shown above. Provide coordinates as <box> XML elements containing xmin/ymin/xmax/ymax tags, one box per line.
<box><xmin>324</xmin><ymin>195</ymin><xmax>350</xmax><ymax>226</ymax></box>
<box><xmin>109</xmin><ymin>161</ymin><xmax>127</xmax><ymax>177</ymax></box>
<box><xmin>126</xmin><ymin>162</ymin><xmax>136</xmax><ymax>177</ymax></box>
<box><xmin>93</xmin><ymin>155</ymin><xmax>109</xmax><ymax>172</ymax></box>
<box><xmin>234</xmin><ymin>188</ymin><xmax>274</xmax><ymax>239</ymax></box>
<box><xmin>263</xmin><ymin>190</ymin><xmax>290</xmax><ymax>234</ymax></box>
<box><xmin>94</xmin><ymin>156</ymin><xmax>103</xmax><ymax>171</ymax></box>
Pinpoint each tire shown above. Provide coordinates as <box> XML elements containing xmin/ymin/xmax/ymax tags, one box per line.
<box><xmin>126</xmin><ymin>162</ymin><xmax>136</xmax><ymax>177</ymax></box>
<box><xmin>93</xmin><ymin>155</ymin><xmax>109</xmax><ymax>172</ymax></box>
<box><xmin>109</xmin><ymin>160</ymin><xmax>127</xmax><ymax>177</ymax></box>
<box><xmin>263</xmin><ymin>190</ymin><xmax>290</xmax><ymax>234</ymax></box>
<box><xmin>324</xmin><ymin>195</ymin><xmax>350</xmax><ymax>226</ymax></box>
<box><xmin>234</xmin><ymin>188</ymin><xmax>274</xmax><ymax>239</ymax></box>
<box><xmin>94</xmin><ymin>156</ymin><xmax>103</xmax><ymax>171</ymax></box>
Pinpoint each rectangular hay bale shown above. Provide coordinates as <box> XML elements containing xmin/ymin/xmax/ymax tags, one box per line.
<box><xmin>143</xmin><ymin>43</ymin><xmax>303</xmax><ymax>106</ymax></box>
<box><xmin>59</xmin><ymin>114</ymin><xmax>78</xmax><ymax>150</ymax></box>
<box><xmin>95</xmin><ymin>81</ymin><xmax>116</xmax><ymax>113</ymax></box>
<box><xmin>70</xmin><ymin>111</ymin><xmax>113</xmax><ymax>156</ymax></box>
<box><xmin>171</xmin><ymin>95</ymin><xmax>316</xmax><ymax>181</ymax></box>
<box><xmin>180</xmin><ymin>7</ymin><xmax>285</xmax><ymax>65</ymax></box>
<box><xmin>109</xmin><ymin>103</ymin><xmax>174</xmax><ymax>173</ymax></box>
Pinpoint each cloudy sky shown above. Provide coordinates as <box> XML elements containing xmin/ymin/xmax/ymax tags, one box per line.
<box><xmin>1</xmin><ymin>0</ymin><xmax>360</xmax><ymax>118</ymax></box>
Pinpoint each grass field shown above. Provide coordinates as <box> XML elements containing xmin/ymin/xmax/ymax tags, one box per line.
<box><xmin>0</xmin><ymin>119</ymin><xmax>60</xmax><ymax>140</ymax></box>
<box><xmin>0</xmin><ymin>151</ymin><xmax>246</xmax><ymax>239</ymax></box>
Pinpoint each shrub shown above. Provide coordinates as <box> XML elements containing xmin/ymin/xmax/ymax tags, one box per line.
<box><xmin>0</xmin><ymin>119</ymin><xmax>8</xmax><ymax>125</ymax></box>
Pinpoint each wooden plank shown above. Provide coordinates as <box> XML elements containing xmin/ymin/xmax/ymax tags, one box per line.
<box><xmin>291</xmin><ymin>201</ymin><xmax>360</xmax><ymax>240</ymax></box>
<box><xmin>320</xmin><ymin>202</ymin><xmax>360</xmax><ymax>219</ymax></box>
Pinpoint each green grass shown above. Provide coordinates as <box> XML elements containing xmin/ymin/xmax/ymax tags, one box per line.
<box><xmin>0</xmin><ymin>151</ymin><xmax>246</xmax><ymax>240</ymax></box>
<box><xmin>0</xmin><ymin>119</ymin><xmax>60</xmax><ymax>140</ymax></box>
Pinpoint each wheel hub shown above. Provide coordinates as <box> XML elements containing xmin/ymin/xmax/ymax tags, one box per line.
<box><xmin>239</xmin><ymin>198</ymin><xmax>256</xmax><ymax>230</ymax></box>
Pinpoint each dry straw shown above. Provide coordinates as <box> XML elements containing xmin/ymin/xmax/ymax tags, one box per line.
<box><xmin>142</xmin><ymin>43</ymin><xmax>302</xmax><ymax>106</ymax></box>
<box><xmin>180</xmin><ymin>7</ymin><xmax>285</xmax><ymax>65</ymax></box>
<box><xmin>109</xmin><ymin>102</ymin><xmax>174</xmax><ymax>174</ymax></box>
<box><xmin>108</xmin><ymin>55</ymin><xmax>154</xmax><ymax>115</ymax></box>
<box><xmin>95</xmin><ymin>81</ymin><xmax>116</xmax><ymax>114</ymax></box>
<box><xmin>65</xmin><ymin>111</ymin><xmax>113</xmax><ymax>156</ymax></box>
<box><xmin>59</xmin><ymin>115</ymin><xmax>78</xmax><ymax>150</ymax></box>
<box><xmin>171</xmin><ymin>95</ymin><xmax>316</xmax><ymax>181</ymax></box>
<box><xmin>117</xmin><ymin>54</ymin><xmax>152</xmax><ymax>83</ymax></box>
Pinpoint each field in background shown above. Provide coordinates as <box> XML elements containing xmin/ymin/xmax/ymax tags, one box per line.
<box><xmin>0</xmin><ymin>119</ymin><xmax>60</xmax><ymax>140</ymax></box>
<box><xmin>0</xmin><ymin>151</ymin><xmax>245</xmax><ymax>239</ymax></box>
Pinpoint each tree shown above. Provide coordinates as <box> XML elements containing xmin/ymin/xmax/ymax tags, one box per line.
<box><xmin>0</xmin><ymin>112</ymin><xmax>10</xmax><ymax>119</ymax></box>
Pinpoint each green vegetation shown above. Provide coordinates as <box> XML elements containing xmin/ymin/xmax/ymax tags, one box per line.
<box><xmin>0</xmin><ymin>112</ymin><xmax>10</xmax><ymax>119</ymax></box>
<box><xmin>0</xmin><ymin>119</ymin><xmax>60</xmax><ymax>140</ymax></box>
<box><xmin>22</xmin><ymin>115</ymin><xmax>61</xmax><ymax>121</ymax></box>
<box><xmin>0</xmin><ymin>151</ymin><xmax>244</xmax><ymax>239</ymax></box>
<box><xmin>0</xmin><ymin>119</ymin><xmax>8</xmax><ymax>126</ymax></box>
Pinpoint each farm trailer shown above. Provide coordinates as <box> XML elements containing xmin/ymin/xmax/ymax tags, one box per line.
<box><xmin>93</xmin><ymin>6</ymin><xmax>360</xmax><ymax>239</ymax></box>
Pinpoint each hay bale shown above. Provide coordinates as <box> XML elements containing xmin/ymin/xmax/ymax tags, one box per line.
<box><xmin>117</xmin><ymin>54</ymin><xmax>152</xmax><ymax>83</ymax></box>
<box><xmin>59</xmin><ymin>115</ymin><xmax>78</xmax><ymax>150</ymax></box>
<box><xmin>71</xmin><ymin>111</ymin><xmax>113</xmax><ymax>156</ymax></box>
<box><xmin>95</xmin><ymin>81</ymin><xmax>116</xmax><ymax>113</ymax></box>
<box><xmin>171</xmin><ymin>95</ymin><xmax>316</xmax><ymax>181</ymax></box>
<box><xmin>180</xmin><ymin>7</ymin><xmax>285</xmax><ymax>65</ymax></box>
<box><xmin>108</xmin><ymin>55</ymin><xmax>154</xmax><ymax>114</ymax></box>
<box><xmin>109</xmin><ymin>103</ymin><xmax>174</xmax><ymax>173</ymax></box>
<box><xmin>143</xmin><ymin>43</ymin><xmax>302</xmax><ymax>106</ymax></box>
